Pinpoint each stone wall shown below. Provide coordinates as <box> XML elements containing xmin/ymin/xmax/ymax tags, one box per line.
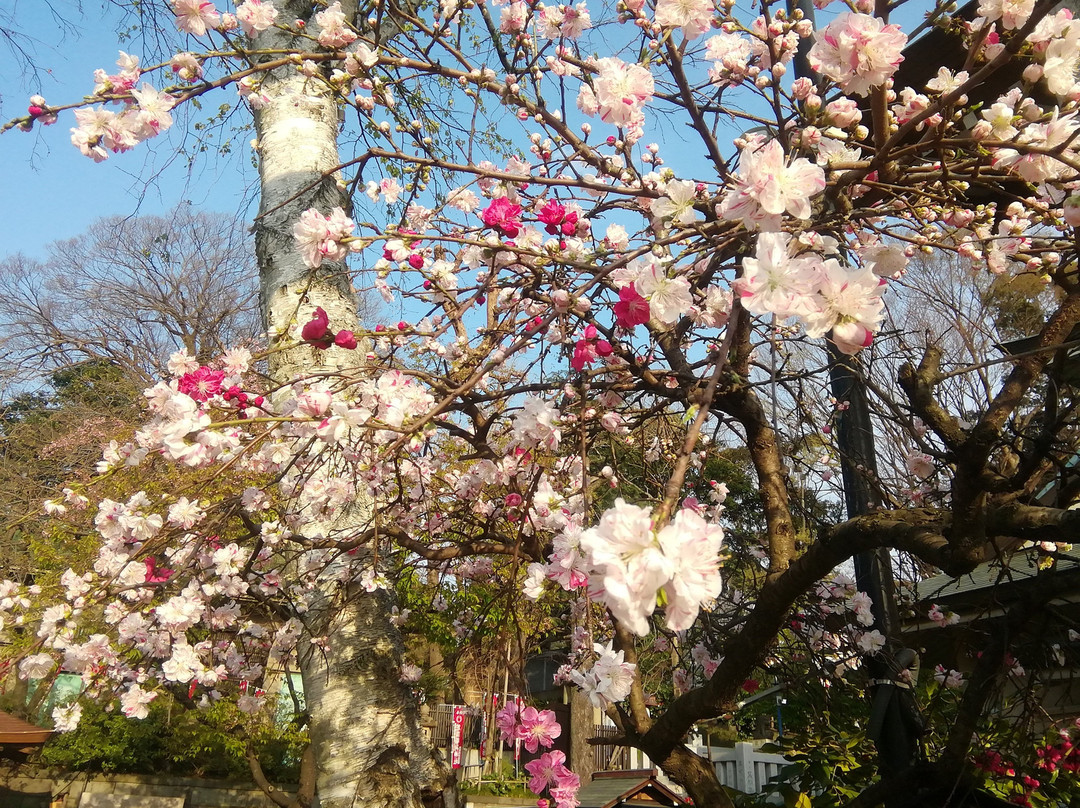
<box><xmin>0</xmin><ymin>767</ymin><xmax>297</xmax><ymax>808</ymax></box>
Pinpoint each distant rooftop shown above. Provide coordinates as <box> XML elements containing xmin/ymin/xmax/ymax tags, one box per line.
<box><xmin>0</xmin><ymin>710</ymin><xmax>51</xmax><ymax>747</ymax></box>
<box><xmin>915</xmin><ymin>550</ymin><xmax>1080</xmax><ymax>602</ymax></box>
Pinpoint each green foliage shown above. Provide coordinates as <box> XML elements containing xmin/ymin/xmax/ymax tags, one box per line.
<box><xmin>40</xmin><ymin>700</ymin><xmax>171</xmax><ymax>774</ymax></box>
<box><xmin>38</xmin><ymin>694</ymin><xmax>306</xmax><ymax>781</ymax></box>
<box><xmin>982</xmin><ymin>274</ymin><xmax>1051</xmax><ymax>341</ymax></box>
<box><xmin>51</xmin><ymin>361</ymin><xmax>140</xmax><ymax>412</ymax></box>
<box><xmin>461</xmin><ymin>773</ymin><xmax>531</xmax><ymax>798</ymax></box>
<box><xmin>765</xmin><ymin>727</ymin><xmax>877</xmax><ymax>807</ymax></box>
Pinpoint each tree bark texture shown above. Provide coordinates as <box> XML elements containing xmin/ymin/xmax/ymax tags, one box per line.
<box><xmin>251</xmin><ymin>4</ymin><xmax>454</xmax><ymax>806</ymax></box>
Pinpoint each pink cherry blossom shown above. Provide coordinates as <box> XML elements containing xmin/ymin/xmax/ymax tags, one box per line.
<box><xmin>120</xmin><ymin>684</ymin><xmax>157</xmax><ymax>719</ymax></box>
<box><xmin>633</xmin><ymin>258</ymin><xmax>692</xmax><ymax>326</ymax></box>
<box><xmin>654</xmin><ymin>0</ymin><xmax>714</xmax><ymax>39</ymax></box>
<box><xmin>517</xmin><ymin>706</ymin><xmax>562</xmax><ymax>752</ymax></box>
<box><xmin>934</xmin><ymin>665</ymin><xmax>965</xmax><ymax>689</ymax></box>
<box><xmin>571</xmin><ymin>338</ymin><xmax>599</xmax><ymax>371</ymax></box>
<box><xmin>808</xmin><ymin>13</ymin><xmax>907</xmax><ymax>97</ymax></box>
<box><xmin>524</xmin><ymin>749</ymin><xmax>568</xmax><ymax>794</ymax></box>
<box><xmin>172</xmin><ymin>0</ymin><xmax>221</xmax><ymax>36</ymax></box>
<box><xmin>293</xmin><ymin>207</ymin><xmax>355</xmax><ymax>268</ymax></box>
<box><xmin>236</xmin><ymin>0</ymin><xmax>279</xmax><ymax>36</ymax></box>
<box><xmin>657</xmin><ymin>509</ymin><xmax>724</xmax><ymax>632</ymax></box>
<box><xmin>720</xmin><ymin>138</ymin><xmax>825</xmax><ymax>230</ymax></box>
<box><xmin>495</xmin><ymin>700</ymin><xmax>520</xmax><ymax>743</ymax></box>
<box><xmin>52</xmin><ymin>704</ymin><xmax>83</xmax><ymax>732</ymax></box>
<box><xmin>500</xmin><ymin>2</ymin><xmax>528</xmax><ymax>34</ymax></box>
<box><xmin>579</xmin><ymin>498</ymin><xmax>669</xmax><ymax>634</ymax></box>
<box><xmin>590</xmin><ymin>57</ymin><xmax>655</xmax><ymax>129</ymax></box>
<box><xmin>979</xmin><ymin>0</ymin><xmax>1036</xmax><ymax>30</ymax></box>
<box><xmin>652</xmin><ymin>179</ymin><xmax>701</xmax><ymax>226</ymax></box>
<box><xmin>906</xmin><ymin>451</ymin><xmax>935</xmax><ymax>479</ymax></box>
<box><xmin>802</xmin><ymin>261</ymin><xmax>884</xmax><ymax>351</ymax></box>
<box><xmin>18</xmin><ymin>653</ymin><xmax>55</xmax><ymax>680</ymax></box>
<box><xmin>130</xmin><ymin>84</ymin><xmax>176</xmax><ymax>137</ymax></box>
<box><xmin>570</xmin><ymin>642</ymin><xmax>636</xmax><ymax>707</ymax></box>
<box><xmin>735</xmin><ymin>232</ymin><xmax>818</xmax><ymax>319</ymax></box>
<box><xmin>315</xmin><ymin>2</ymin><xmax>358</xmax><ymax>48</ymax></box>
<box><xmin>537</xmin><ymin>3</ymin><xmax>592</xmax><ymax>39</ymax></box>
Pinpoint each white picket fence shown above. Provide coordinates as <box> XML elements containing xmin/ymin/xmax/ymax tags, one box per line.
<box><xmin>694</xmin><ymin>742</ymin><xmax>792</xmax><ymax>795</ymax></box>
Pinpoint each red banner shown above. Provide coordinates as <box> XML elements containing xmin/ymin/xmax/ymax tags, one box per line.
<box><xmin>451</xmin><ymin>705</ymin><xmax>465</xmax><ymax>769</ymax></box>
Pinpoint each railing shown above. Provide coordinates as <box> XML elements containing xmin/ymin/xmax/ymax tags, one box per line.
<box><xmin>696</xmin><ymin>742</ymin><xmax>791</xmax><ymax>795</ymax></box>
<box><xmin>429</xmin><ymin>703</ymin><xmax>482</xmax><ymax>749</ymax></box>
<box><xmin>591</xmin><ymin>724</ymin><xmax>632</xmax><ymax>771</ymax></box>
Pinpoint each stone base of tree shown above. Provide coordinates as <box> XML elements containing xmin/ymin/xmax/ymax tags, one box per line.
<box><xmin>0</xmin><ymin>767</ymin><xmax>296</xmax><ymax>808</ymax></box>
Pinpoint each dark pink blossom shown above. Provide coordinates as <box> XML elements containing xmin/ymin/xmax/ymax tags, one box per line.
<box><xmin>334</xmin><ymin>330</ymin><xmax>358</xmax><ymax>350</ymax></box>
<box><xmin>550</xmin><ymin>772</ymin><xmax>580</xmax><ymax>808</ymax></box>
<box><xmin>495</xmin><ymin>701</ymin><xmax>519</xmax><ymax>743</ymax></box>
<box><xmin>613</xmin><ymin>285</ymin><xmax>651</xmax><ymax>328</ymax></box>
<box><xmin>571</xmin><ymin>339</ymin><xmax>597</xmax><ymax>371</ymax></box>
<box><xmin>481</xmin><ymin>197</ymin><xmax>523</xmax><ymax>238</ymax></box>
<box><xmin>537</xmin><ymin>200</ymin><xmax>579</xmax><ymax>236</ymax></box>
<box><xmin>517</xmin><ymin>706</ymin><xmax>561</xmax><ymax>753</ymax></box>
<box><xmin>144</xmin><ymin>557</ymin><xmax>174</xmax><ymax>583</ymax></box>
<box><xmin>177</xmin><ymin>366</ymin><xmax>225</xmax><ymax>402</ymax></box>
<box><xmin>301</xmin><ymin>307</ymin><xmax>333</xmax><ymax>348</ymax></box>
<box><xmin>524</xmin><ymin>749</ymin><xmax>568</xmax><ymax>794</ymax></box>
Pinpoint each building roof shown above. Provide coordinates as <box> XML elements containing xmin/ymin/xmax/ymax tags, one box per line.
<box><xmin>576</xmin><ymin>771</ymin><xmax>686</xmax><ymax>808</ymax></box>
<box><xmin>911</xmin><ymin>550</ymin><xmax>1080</xmax><ymax>617</ymax></box>
<box><xmin>0</xmin><ymin>710</ymin><xmax>51</xmax><ymax>745</ymax></box>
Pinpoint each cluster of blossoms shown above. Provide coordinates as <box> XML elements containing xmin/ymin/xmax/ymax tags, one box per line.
<box><xmin>571</xmin><ymin>500</ymin><xmax>724</xmax><ymax>635</ymax></box>
<box><xmin>293</xmin><ymin>207</ymin><xmax>358</xmax><ymax>268</ymax></box>
<box><xmin>15</xmin><ymin>0</ymin><xmax>1080</xmax><ymax>802</ymax></box>
<box><xmin>300</xmin><ymin>306</ymin><xmax>358</xmax><ymax>350</ymax></box>
<box><xmin>736</xmin><ymin>229</ymin><xmax>886</xmax><ymax>355</ymax></box>
<box><xmin>568</xmin><ymin>642</ymin><xmax>636</xmax><ymax>708</ymax></box>
<box><xmin>974</xmin><ymin>727</ymin><xmax>1080</xmax><ymax>807</ymax></box>
<box><xmin>576</xmin><ymin>57</ymin><xmax>655</xmax><ymax>139</ymax></box>
<box><xmin>68</xmin><ymin>52</ymin><xmax>176</xmax><ymax>162</ymax></box>
<box><xmin>496</xmin><ymin>703</ymin><xmax>579</xmax><ymax>807</ymax></box>
<box><xmin>787</xmin><ymin>572</ymin><xmax>891</xmax><ymax>676</ymax></box>
<box><xmin>808</xmin><ymin>13</ymin><xmax>907</xmax><ymax>97</ymax></box>
<box><xmin>927</xmin><ymin>603</ymin><xmax>960</xmax><ymax>628</ymax></box>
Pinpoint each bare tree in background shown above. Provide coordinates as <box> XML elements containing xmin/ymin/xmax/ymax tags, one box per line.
<box><xmin>0</xmin><ymin>203</ymin><xmax>260</xmax><ymax>387</ymax></box>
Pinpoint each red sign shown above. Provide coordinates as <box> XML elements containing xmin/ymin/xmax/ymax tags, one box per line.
<box><xmin>513</xmin><ymin>696</ymin><xmax>521</xmax><ymax>761</ymax></box>
<box><xmin>451</xmin><ymin>705</ymin><xmax>465</xmax><ymax>769</ymax></box>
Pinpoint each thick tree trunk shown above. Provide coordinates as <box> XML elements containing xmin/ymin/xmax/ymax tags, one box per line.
<box><xmin>298</xmin><ymin>589</ymin><xmax>454</xmax><ymax>808</ymax></box>
<box><xmin>253</xmin><ymin>1</ymin><xmax>358</xmax><ymax>382</ymax></box>
<box><xmin>252</xmin><ymin>4</ymin><xmax>454</xmax><ymax>806</ymax></box>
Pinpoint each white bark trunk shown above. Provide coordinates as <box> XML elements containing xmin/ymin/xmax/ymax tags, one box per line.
<box><xmin>252</xmin><ymin>5</ymin><xmax>356</xmax><ymax>382</ymax></box>
<box><xmin>252</xmin><ymin>5</ymin><xmax>453</xmax><ymax>806</ymax></box>
<box><xmin>298</xmin><ymin>590</ymin><xmax>453</xmax><ymax>808</ymax></box>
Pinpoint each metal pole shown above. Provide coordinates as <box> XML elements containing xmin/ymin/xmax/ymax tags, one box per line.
<box><xmin>829</xmin><ymin>345</ymin><xmax>919</xmax><ymax>787</ymax></box>
<box><xmin>781</xmin><ymin>2</ymin><xmax>921</xmax><ymax>791</ymax></box>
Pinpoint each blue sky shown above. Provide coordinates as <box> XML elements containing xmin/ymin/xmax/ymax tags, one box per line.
<box><xmin>0</xmin><ymin>2</ymin><xmax>254</xmax><ymax>259</ymax></box>
<box><xmin>0</xmin><ymin>0</ymin><xmax>935</xmax><ymax>263</ymax></box>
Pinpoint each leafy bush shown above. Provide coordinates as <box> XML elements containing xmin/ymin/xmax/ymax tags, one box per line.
<box><xmin>39</xmin><ymin>694</ymin><xmax>306</xmax><ymax>781</ymax></box>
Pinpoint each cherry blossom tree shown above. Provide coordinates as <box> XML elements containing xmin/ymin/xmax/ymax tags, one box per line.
<box><xmin>4</xmin><ymin>0</ymin><xmax>1080</xmax><ymax>807</ymax></box>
